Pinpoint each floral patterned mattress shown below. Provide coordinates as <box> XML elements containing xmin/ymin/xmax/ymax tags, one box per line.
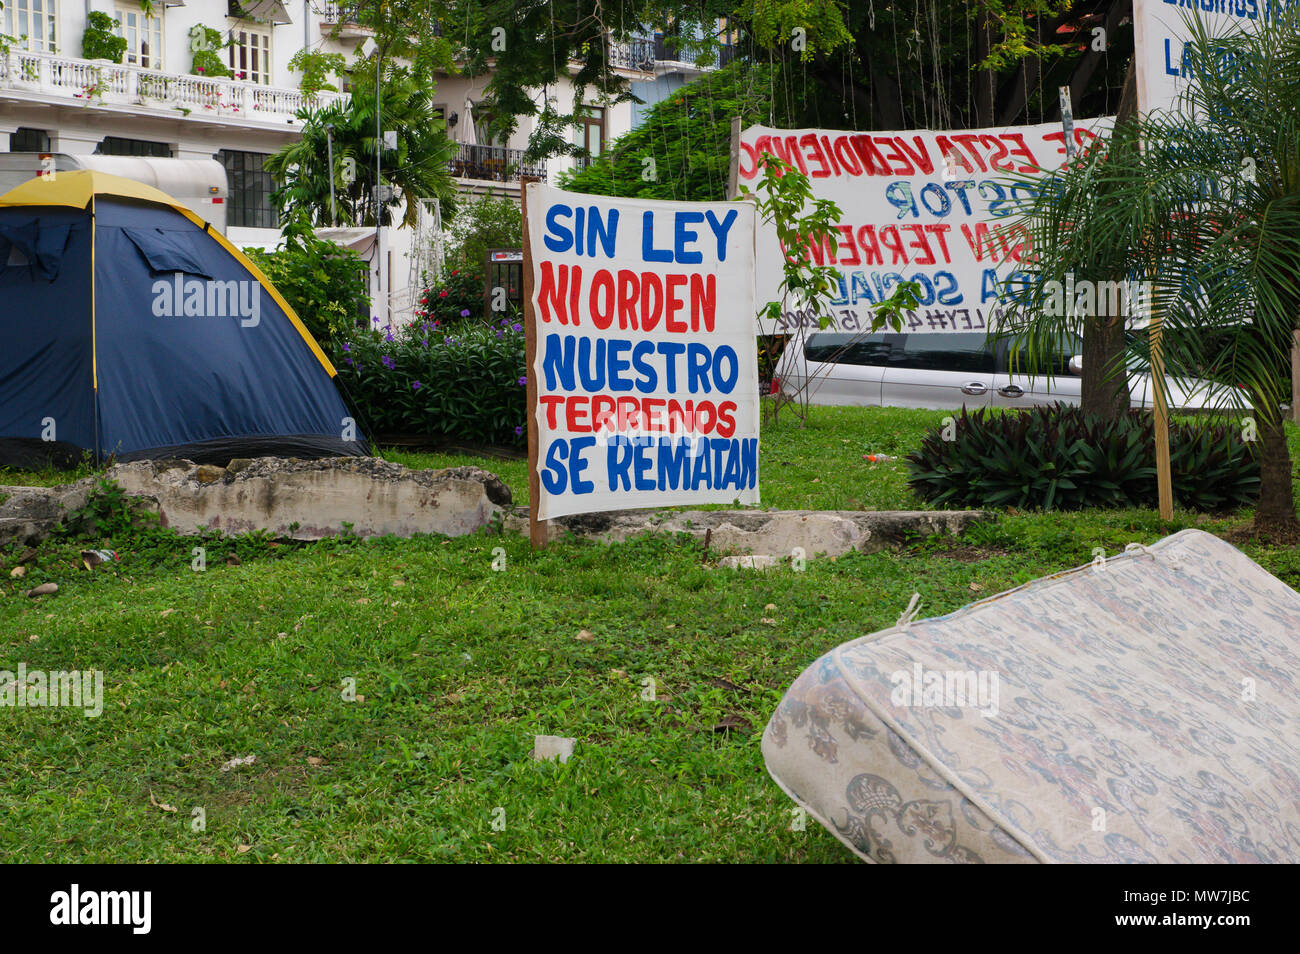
<box><xmin>762</xmin><ymin>529</ymin><xmax>1300</xmax><ymax>863</ymax></box>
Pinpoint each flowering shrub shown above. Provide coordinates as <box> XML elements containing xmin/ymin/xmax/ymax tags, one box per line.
<box><xmin>334</xmin><ymin>317</ymin><xmax>526</xmax><ymax>446</ymax></box>
<box><xmin>415</xmin><ymin>269</ymin><xmax>484</xmax><ymax>327</ymax></box>
<box><xmin>245</xmin><ymin>229</ymin><xmax>369</xmax><ymax>346</ymax></box>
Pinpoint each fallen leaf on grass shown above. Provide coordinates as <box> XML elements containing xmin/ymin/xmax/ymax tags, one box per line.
<box><xmin>220</xmin><ymin>755</ymin><xmax>257</xmax><ymax>773</ymax></box>
<box><xmin>148</xmin><ymin>792</ymin><xmax>177</xmax><ymax>813</ymax></box>
<box><xmin>711</xmin><ymin>714</ymin><xmax>753</xmax><ymax>734</ymax></box>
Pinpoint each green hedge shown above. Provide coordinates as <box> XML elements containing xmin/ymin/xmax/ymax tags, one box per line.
<box><xmin>906</xmin><ymin>404</ymin><xmax>1260</xmax><ymax>512</ymax></box>
<box><xmin>333</xmin><ymin>318</ymin><xmax>526</xmax><ymax>446</ymax></box>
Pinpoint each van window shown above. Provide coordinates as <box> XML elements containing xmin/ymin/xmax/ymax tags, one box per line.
<box><xmin>997</xmin><ymin>332</ymin><xmax>1084</xmax><ymax>375</ymax></box>
<box><xmin>888</xmin><ymin>334</ymin><xmax>996</xmax><ymax>374</ymax></box>
<box><xmin>804</xmin><ymin>333</ymin><xmax>897</xmax><ymax>366</ymax></box>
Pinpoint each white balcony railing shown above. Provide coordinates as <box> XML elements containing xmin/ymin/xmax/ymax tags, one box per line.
<box><xmin>0</xmin><ymin>49</ymin><xmax>348</xmax><ymax>125</ymax></box>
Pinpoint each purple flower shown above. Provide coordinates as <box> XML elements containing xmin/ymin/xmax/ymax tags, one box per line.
<box><xmin>517</xmin><ymin>375</ymin><xmax>527</xmax><ymax>386</ymax></box>
<box><xmin>412</xmin><ymin>380</ymin><xmax>422</xmax><ymax>391</ymax></box>
<box><xmin>511</xmin><ymin>323</ymin><xmax>522</xmax><ymax>332</ymax></box>
<box><xmin>345</xmin><ymin>356</ymin><xmax>355</xmax><ymax>367</ymax></box>
<box><xmin>385</xmin><ymin>331</ymin><xmax>395</xmax><ymax>342</ymax></box>
<box><xmin>382</xmin><ymin>355</ymin><xmax>396</xmax><ymax>370</ymax></box>
<box><xmin>460</xmin><ymin>309</ymin><xmax>471</xmax><ymax>317</ymax></box>
<box><xmin>421</xmin><ymin>338</ymin><xmax>428</xmax><ymax>348</ymax></box>
<box><xmin>372</xmin><ymin>317</ymin><xmax>380</xmax><ymax>325</ymax></box>
<box><xmin>341</xmin><ymin>342</ymin><xmax>351</xmax><ymax>352</ymax></box>
<box><xmin>496</xmin><ymin>330</ymin><xmax>503</xmax><ymax>338</ymax></box>
<box><xmin>514</xmin><ymin>425</ymin><xmax>523</xmax><ymax>436</ymax></box>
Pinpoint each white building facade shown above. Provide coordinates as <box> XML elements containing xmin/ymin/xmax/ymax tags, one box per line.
<box><xmin>0</xmin><ymin>3</ymin><xmax>693</xmax><ymax>321</ymax></box>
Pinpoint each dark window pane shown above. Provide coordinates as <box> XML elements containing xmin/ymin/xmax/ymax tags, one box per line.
<box><xmin>804</xmin><ymin>333</ymin><xmax>899</xmax><ymax>366</ymax></box>
<box><xmin>97</xmin><ymin>136</ymin><xmax>171</xmax><ymax>157</ymax></box>
<box><xmin>891</xmin><ymin>334</ymin><xmax>995</xmax><ymax>373</ymax></box>
<box><xmin>216</xmin><ymin>149</ymin><xmax>278</xmax><ymax>228</ymax></box>
<box><xmin>10</xmin><ymin>127</ymin><xmax>50</xmax><ymax>152</ymax></box>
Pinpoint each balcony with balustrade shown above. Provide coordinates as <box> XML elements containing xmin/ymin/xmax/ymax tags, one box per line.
<box><xmin>448</xmin><ymin>143</ymin><xmax>547</xmax><ymax>185</ymax></box>
<box><xmin>0</xmin><ymin>47</ymin><xmax>348</xmax><ymax>127</ymax></box>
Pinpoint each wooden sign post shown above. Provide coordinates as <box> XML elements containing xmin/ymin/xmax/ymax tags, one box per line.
<box><xmin>1149</xmin><ymin>309</ymin><xmax>1174</xmax><ymax>520</ymax></box>
<box><xmin>1132</xmin><ymin>2</ymin><xmax>1175</xmax><ymax>520</ymax></box>
<box><xmin>519</xmin><ymin>175</ymin><xmax>546</xmax><ymax>548</ymax></box>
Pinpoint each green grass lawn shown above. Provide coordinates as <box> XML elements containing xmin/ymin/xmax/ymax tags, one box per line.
<box><xmin>383</xmin><ymin>405</ymin><xmax>947</xmax><ymax>512</ymax></box>
<box><xmin>2</xmin><ymin>406</ymin><xmax>1298</xmax><ymax>862</ymax></box>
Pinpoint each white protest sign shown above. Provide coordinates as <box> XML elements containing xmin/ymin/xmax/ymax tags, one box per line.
<box><xmin>525</xmin><ymin>183</ymin><xmax>759</xmax><ymax>521</ymax></box>
<box><xmin>1134</xmin><ymin>0</ymin><xmax>1266</xmax><ymax>115</ymax></box>
<box><xmin>738</xmin><ymin>119</ymin><xmax>1113</xmax><ymax>335</ymax></box>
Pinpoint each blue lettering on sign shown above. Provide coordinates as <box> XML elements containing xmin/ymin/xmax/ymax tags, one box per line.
<box><xmin>641</xmin><ymin>209</ymin><xmax>739</xmax><ymax>262</ymax></box>
<box><xmin>544</xmin><ymin>204</ymin><xmax>619</xmax><ymax>256</ymax></box>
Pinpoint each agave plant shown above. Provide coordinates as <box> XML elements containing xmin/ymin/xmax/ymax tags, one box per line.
<box><xmin>998</xmin><ymin>7</ymin><xmax>1300</xmax><ymax>535</ymax></box>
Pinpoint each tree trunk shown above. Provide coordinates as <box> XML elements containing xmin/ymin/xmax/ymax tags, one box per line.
<box><xmin>1254</xmin><ymin>415</ymin><xmax>1300</xmax><ymax>534</ymax></box>
<box><xmin>1079</xmin><ymin>58</ymin><xmax>1140</xmax><ymax>422</ymax></box>
<box><xmin>1081</xmin><ymin>315</ymin><xmax>1130</xmax><ymax>418</ymax></box>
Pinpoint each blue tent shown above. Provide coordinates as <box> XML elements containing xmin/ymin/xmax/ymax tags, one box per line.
<box><xmin>0</xmin><ymin>171</ymin><xmax>366</xmax><ymax>468</ymax></box>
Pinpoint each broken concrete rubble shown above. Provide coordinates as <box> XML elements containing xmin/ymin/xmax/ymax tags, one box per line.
<box><xmin>0</xmin><ymin>456</ymin><xmax>512</xmax><ymax>545</ymax></box>
<box><xmin>1</xmin><ymin>456</ymin><xmax>986</xmax><ymax>558</ymax></box>
<box><xmin>505</xmin><ymin>507</ymin><xmax>987</xmax><ymax>558</ymax></box>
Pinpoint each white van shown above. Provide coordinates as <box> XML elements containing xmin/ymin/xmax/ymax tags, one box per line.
<box><xmin>774</xmin><ymin>331</ymin><xmax>1246</xmax><ymax>412</ymax></box>
<box><xmin>0</xmin><ymin>154</ymin><xmax>228</xmax><ymax>233</ymax></box>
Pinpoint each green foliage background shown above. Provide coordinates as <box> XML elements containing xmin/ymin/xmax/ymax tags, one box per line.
<box><xmin>244</xmin><ymin>231</ymin><xmax>371</xmax><ymax>346</ymax></box>
<box><xmin>560</xmin><ymin>60</ymin><xmax>784</xmax><ymax>201</ymax></box>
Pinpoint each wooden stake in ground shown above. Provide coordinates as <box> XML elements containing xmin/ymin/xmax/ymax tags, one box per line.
<box><xmin>1129</xmin><ymin>33</ymin><xmax>1174</xmax><ymax>520</ymax></box>
<box><xmin>1291</xmin><ymin>330</ymin><xmax>1300</xmax><ymax>424</ymax></box>
<box><xmin>1149</xmin><ymin>310</ymin><xmax>1174</xmax><ymax>520</ymax></box>
<box><xmin>520</xmin><ymin>175</ymin><xmax>546</xmax><ymax>548</ymax></box>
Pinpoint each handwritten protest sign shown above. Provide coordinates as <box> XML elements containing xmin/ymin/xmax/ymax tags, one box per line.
<box><xmin>524</xmin><ymin>183</ymin><xmax>759</xmax><ymax>521</ymax></box>
<box><xmin>738</xmin><ymin>119</ymin><xmax>1113</xmax><ymax>335</ymax></box>
<box><xmin>1134</xmin><ymin>0</ymin><xmax>1260</xmax><ymax>116</ymax></box>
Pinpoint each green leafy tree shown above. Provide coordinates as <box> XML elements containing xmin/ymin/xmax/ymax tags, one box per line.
<box><xmin>244</xmin><ymin>215</ymin><xmax>371</xmax><ymax>345</ymax></box>
<box><xmin>265</xmin><ymin>64</ymin><xmax>457</xmax><ymax>228</ymax></box>
<box><xmin>999</xmin><ymin>8</ymin><xmax>1300</xmax><ymax>536</ymax></box>
<box><xmin>559</xmin><ymin>60</ymin><xmax>783</xmax><ymax>201</ymax></box>
<box><xmin>444</xmin><ymin>191</ymin><xmax>522</xmax><ymax>274</ymax></box>
<box><xmin>740</xmin><ymin>154</ymin><xmax>842</xmax><ymax>423</ymax></box>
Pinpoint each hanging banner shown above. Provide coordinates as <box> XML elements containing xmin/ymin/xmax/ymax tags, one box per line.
<box><xmin>524</xmin><ymin>183</ymin><xmax>759</xmax><ymax>521</ymax></box>
<box><xmin>738</xmin><ymin>119</ymin><xmax>1113</xmax><ymax>335</ymax></box>
<box><xmin>1133</xmin><ymin>0</ymin><xmax>1265</xmax><ymax>116</ymax></box>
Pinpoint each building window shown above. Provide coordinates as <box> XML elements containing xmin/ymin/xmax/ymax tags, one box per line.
<box><xmin>577</xmin><ymin>106</ymin><xmax>605</xmax><ymax>169</ymax></box>
<box><xmin>228</xmin><ymin>25</ymin><xmax>272</xmax><ymax>85</ymax></box>
<box><xmin>115</xmin><ymin>3</ymin><xmax>164</xmax><ymax>69</ymax></box>
<box><xmin>10</xmin><ymin>128</ymin><xmax>51</xmax><ymax>152</ymax></box>
<box><xmin>217</xmin><ymin>149</ymin><xmax>278</xmax><ymax>228</ymax></box>
<box><xmin>3</xmin><ymin>0</ymin><xmax>57</xmax><ymax>53</ymax></box>
<box><xmin>97</xmin><ymin>137</ymin><xmax>172</xmax><ymax>157</ymax></box>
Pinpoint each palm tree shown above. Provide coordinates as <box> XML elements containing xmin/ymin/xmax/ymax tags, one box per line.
<box><xmin>266</xmin><ymin>63</ymin><xmax>458</xmax><ymax>229</ymax></box>
<box><xmin>999</xmin><ymin>7</ymin><xmax>1300</xmax><ymax>536</ymax></box>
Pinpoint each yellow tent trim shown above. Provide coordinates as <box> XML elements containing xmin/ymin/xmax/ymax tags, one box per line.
<box><xmin>0</xmin><ymin>170</ymin><xmax>337</xmax><ymax>377</ymax></box>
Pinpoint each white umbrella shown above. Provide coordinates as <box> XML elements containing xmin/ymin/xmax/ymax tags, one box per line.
<box><xmin>461</xmin><ymin>98</ymin><xmax>478</xmax><ymax>146</ymax></box>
